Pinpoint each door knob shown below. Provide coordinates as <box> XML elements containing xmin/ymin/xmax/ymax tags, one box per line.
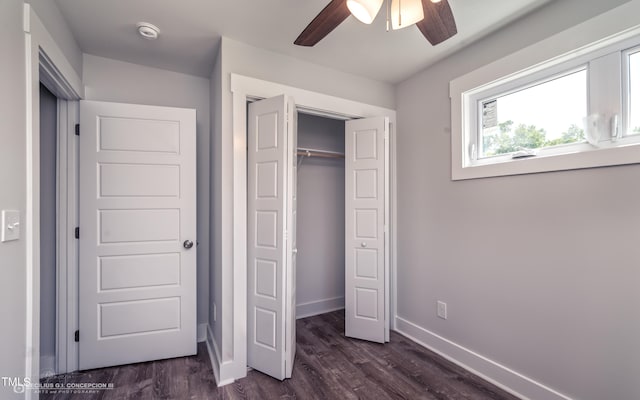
<box><xmin>183</xmin><ymin>240</ymin><xmax>194</xmax><ymax>249</ymax></box>
<box><xmin>361</xmin><ymin>242</ymin><xmax>367</xmax><ymax>248</ymax></box>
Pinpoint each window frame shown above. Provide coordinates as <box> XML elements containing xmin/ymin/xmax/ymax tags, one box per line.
<box><xmin>450</xmin><ymin>10</ymin><xmax>640</xmax><ymax>181</ymax></box>
<box><xmin>623</xmin><ymin>45</ymin><xmax>640</xmax><ymax>137</ymax></box>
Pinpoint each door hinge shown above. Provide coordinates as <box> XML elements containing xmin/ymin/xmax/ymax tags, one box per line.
<box><xmin>75</xmin><ymin>227</ymin><xmax>79</xmax><ymax>239</ymax></box>
<box><xmin>74</xmin><ymin>330</ymin><xmax>79</xmax><ymax>342</ymax></box>
<box><xmin>75</xmin><ymin>124</ymin><xmax>80</xmax><ymax>136</ymax></box>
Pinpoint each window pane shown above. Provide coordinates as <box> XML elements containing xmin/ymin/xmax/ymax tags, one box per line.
<box><xmin>480</xmin><ymin>69</ymin><xmax>587</xmax><ymax>158</ymax></box>
<box><xmin>629</xmin><ymin>51</ymin><xmax>640</xmax><ymax>135</ymax></box>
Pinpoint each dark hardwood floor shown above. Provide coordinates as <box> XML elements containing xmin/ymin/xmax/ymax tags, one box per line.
<box><xmin>41</xmin><ymin>311</ymin><xmax>519</xmax><ymax>400</ymax></box>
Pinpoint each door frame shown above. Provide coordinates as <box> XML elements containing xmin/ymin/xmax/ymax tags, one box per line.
<box><xmin>24</xmin><ymin>4</ymin><xmax>83</xmax><ymax>387</ymax></box>
<box><xmin>227</xmin><ymin>74</ymin><xmax>397</xmax><ymax>382</ymax></box>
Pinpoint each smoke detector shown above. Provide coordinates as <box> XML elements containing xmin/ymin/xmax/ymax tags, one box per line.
<box><xmin>137</xmin><ymin>22</ymin><xmax>160</xmax><ymax>40</ymax></box>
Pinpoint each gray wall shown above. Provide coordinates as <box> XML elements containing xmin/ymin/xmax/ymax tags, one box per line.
<box><xmin>83</xmin><ymin>54</ymin><xmax>211</xmax><ymax>327</ymax></box>
<box><xmin>395</xmin><ymin>1</ymin><xmax>637</xmax><ymax>399</ymax></box>
<box><xmin>209</xmin><ymin>43</ymin><xmax>222</xmax><ymax>351</ymax></box>
<box><xmin>0</xmin><ymin>1</ymin><xmax>27</xmax><ymax>397</ymax></box>
<box><xmin>39</xmin><ymin>84</ymin><xmax>57</xmax><ymax>368</ymax></box>
<box><xmin>296</xmin><ymin>113</ymin><xmax>345</xmax><ymax>317</ymax></box>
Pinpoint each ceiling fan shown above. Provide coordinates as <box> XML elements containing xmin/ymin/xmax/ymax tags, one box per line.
<box><xmin>294</xmin><ymin>0</ymin><xmax>457</xmax><ymax>47</ymax></box>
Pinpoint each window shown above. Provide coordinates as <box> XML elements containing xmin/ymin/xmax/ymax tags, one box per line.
<box><xmin>450</xmin><ymin>7</ymin><xmax>640</xmax><ymax>180</ymax></box>
<box><xmin>479</xmin><ymin>69</ymin><xmax>587</xmax><ymax>159</ymax></box>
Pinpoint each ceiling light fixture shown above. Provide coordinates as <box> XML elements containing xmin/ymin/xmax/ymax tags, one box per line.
<box><xmin>294</xmin><ymin>0</ymin><xmax>456</xmax><ymax>47</ymax></box>
<box><xmin>347</xmin><ymin>0</ymin><xmax>444</xmax><ymax>30</ymax></box>
<box><xmin>390</xmin><ymin>0</ymin><xmax>424</xmax><ymax>30</ymax></box>
<box><xmin>136</xmin><ymin>22</ymin><xmax>160</xmax><ymax>40</ymax></box>
<box><xmin>346</xmin><ymin>0</ymin><xmax>383</xmax><ymax>24</ymax></box>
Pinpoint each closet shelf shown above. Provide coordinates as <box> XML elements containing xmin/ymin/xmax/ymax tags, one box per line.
<box><xmin>296</xmin><ymin>147</ymin><xmax>345</xmax><ymax>159</ymax></box>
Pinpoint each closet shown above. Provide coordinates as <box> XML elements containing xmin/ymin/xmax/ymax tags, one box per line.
<box><xmin>247</xmin><ymin>94</ymin><xmax>389</xmax><ymax>381</ymax></box>
<box><xmin>295</xmin><ymin>113</ymin><xmax>346</xmax><ymax>319</ymax></box>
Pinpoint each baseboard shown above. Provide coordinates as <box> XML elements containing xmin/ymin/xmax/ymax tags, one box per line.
<box><xmin>40</xmin><ymin>355</ymin><xmax>56</xmax><ymax>378</ymax></box>
<box><xmin>395</xmin><ymin>317</ymin><xmax>572</xmax><ymax>400</ymax></box>
<box><xmin>296</xmin><ymin>296</ymin><xmax>344</xmax><ymax>319</ymax></box>
<box><xmin>205</xmin><ymin>324</ymin><xmax>235</xmax><ymax>387</ymax></box>
<box><xmin>197</xmin><ymin>323</ymin><xmax>207</xmax><ymax>342</ymax></box>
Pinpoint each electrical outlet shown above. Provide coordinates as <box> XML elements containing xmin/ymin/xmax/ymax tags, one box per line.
<box><xmin>213</xmin><ymin>303</ymin><xmax>217</xmax><ymax>322</ymax></box>
<box><xmin>437</xmin><ymin>301</ymin><xmax>447</xmax><ymax>320</ymax></box>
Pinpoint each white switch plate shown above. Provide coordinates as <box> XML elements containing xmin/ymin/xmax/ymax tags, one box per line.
<box><xmin>1</xmin><ymin>210</ymin><xmax>20</xmax><ymax>242</ymax></box>
<box><xmin>437</xmin><ymin>301</ymin><xmax>447</xmax><ymax>320</ymax></box>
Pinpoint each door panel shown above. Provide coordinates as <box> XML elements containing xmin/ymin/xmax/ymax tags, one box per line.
<box><xmin>247</xmin><ymin>95</ymin><xmax>296</xmax><ymax>380</ymax></box>
<box><xmin>79</xmin><ymin>100</ymin><xmax>197</xmax><ymax>370</ymax></box>
<box><xmin>345</xmin><ymin>117</ymin><xmax>389</xmax><ymax>344</ymax></box>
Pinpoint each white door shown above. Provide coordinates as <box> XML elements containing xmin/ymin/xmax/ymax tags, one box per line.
<box><xmin>345</xmin><ymin>117</ymin><xmax>389</xmax><ymax>344</ymax></box>
<box><xmin>79</xmin><ymin>100</ymin><xmax>197</xmax><ymax>370</ymax></box>
<box><xmin>247</xmin><ymin>95</ymin><xmax>297</xmax><ymax>380</ymax></box>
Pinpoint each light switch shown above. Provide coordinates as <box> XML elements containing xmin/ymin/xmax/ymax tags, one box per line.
<box><xmin>1</xmin><ymin>210</ymin><xmax>20</xmax><ymax>242</ymax></box>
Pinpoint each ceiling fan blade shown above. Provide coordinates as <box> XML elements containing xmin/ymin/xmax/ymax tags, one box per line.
<box><xmin>416</xmin><ymin>0</ymin><xmax>457</xmax><ymax>46</ymax></box>
<box><xmin>294</xmin><ymin>0</ymin><xmax>351</xmax><ymax>47</ymax></box>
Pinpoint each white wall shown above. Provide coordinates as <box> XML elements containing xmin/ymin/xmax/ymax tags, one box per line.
<box><xmin>26</xmin><ymin>0</ymin><xmax>83</xmax><ymax>77</ymax></box>
<box><xmin>0</xmin><ymin>1</ymin><xmax>27</xmax><ymax>398</ymax></box>
<box><xmin>395</xmin><ymin>1</ymin><xmax>638</xmax><ymax>399</ymax></box>
<box><xmin>296</xmin><ymin>114</ymin><xmax>346</xmax><ymax>318</ymax></box>
<box><xmin>83</xmin><ymin>54</ymin><xmax>211</xmax><ymax>327</ymax></box>
<box><xmin>210</xmin><ymin>36</ymin><xmax>396</xmax><ymax>380</ymax></box>
<box><xmin>39</xmin><ymin>83</ymin><xmax>57</xmax><ymax>371</ymax></box>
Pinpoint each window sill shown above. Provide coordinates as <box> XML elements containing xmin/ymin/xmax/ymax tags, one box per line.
<box><xmin>453</xmin><ymin>141</ymin><xmax>640</xmax><ymax>180</ymax></box>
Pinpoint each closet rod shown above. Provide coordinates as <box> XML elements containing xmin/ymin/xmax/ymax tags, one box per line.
<box><xmin>296</xmin><ymin>147</ymin><xmax>345</xmax><ymax>159</ymax></box>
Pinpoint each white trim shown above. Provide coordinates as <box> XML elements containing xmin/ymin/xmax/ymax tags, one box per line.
<box><xmin>55</xmin><ymin>100</ymin><xmax>66</xmax><ymax>375</ymax></box>
<box><xmin>24</xmin><ymin>4</ymin><xmax>83</xmax><ymax>390</ymax></box>
<box><xmin>450</xmin><ymin>1</ymin><xmax>640</xmax><ymax>180</ymax></box>
<box><xmin>55</xmin><ymin>100</ymin><xmax>80</xmax><ymax>374</ymax></box>
<box><xmin>232</xmin><ymin>74</ymin><xmax>395</xmax><ymax>120</ymax></box>
<box><xmin>24</xmin><ymin>11</ymin><xmax>39</xmax><ymax>392</ymax></box>
<box><xmin>395</xmin><ymin>316</ymin><xmax>573</xmax><ymax>400</ymax></box>
<box><xmin>231</xmin><ymin>84</ymin><xmax>248</xmax><ymax>380</ymax></box>
<box><xmin>205</xmin><ymin>324</ymin><xmax>221</xmax><ymax>385</ymax></box>
<box><xmin>206</xmin><ymin>324</ymin><xmax>236</xmax><ymax>387</ymax></box>
<box><xmin>229</xmin><ymin>73</ymin><xmax>398</xmax><ymax>382</ymax></box>
<box><xmin>296</xmin><ymin>297</ymin><xmax>345</xmax><ymax>319</ymax></box>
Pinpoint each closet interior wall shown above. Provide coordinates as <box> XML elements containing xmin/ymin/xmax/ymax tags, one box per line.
<box><xmin>296</xmin><ymin>113</ymin><xmax>346</xmax><ymax>319</ymax></box>
<box><xmin>40</xmin><ymin>83</ymin><xmax>57</xmax><ymax>375</ymax></box>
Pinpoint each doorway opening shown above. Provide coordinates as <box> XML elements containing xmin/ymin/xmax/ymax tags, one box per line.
<box><xmin>245</xmin><ymin>93</ymin><xmax>390</xmax><ymax>381</ymax></box>
<box><xmin>39</xmin><ymin>83</ymin><xmax>58</xmax><ymax>378</ymax></box>
<box><xmin>295</xmin><ymin>113</ymin><xmax>346</xmax><ymax>320</ymax></box>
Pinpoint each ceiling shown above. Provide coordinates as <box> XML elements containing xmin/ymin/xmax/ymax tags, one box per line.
<box><xmin>55</xmin><ymin>0</ymin><xmax>552</xmax><ymax>84</ymax></box>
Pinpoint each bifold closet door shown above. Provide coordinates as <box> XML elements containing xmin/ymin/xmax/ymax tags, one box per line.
<box><xmin>345</xmin><ymin>117</ymin><xmax>389</xmax><ymax>344</ymax></box>
<box><xmin>247</xmin><ymin>94</ymin><xmax>297</xmax><ymax>380</ymax></box>
<box><xmin>78</xmin><ymin>100</ymin><xmax>197</xmax><ymax>370</ymax></box>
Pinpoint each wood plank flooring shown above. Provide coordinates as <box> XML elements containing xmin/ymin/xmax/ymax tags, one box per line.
<box><xmin>41</xmin><ymin>311</ymin><xmax>519</xmax><ymax>400</ymax></box>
